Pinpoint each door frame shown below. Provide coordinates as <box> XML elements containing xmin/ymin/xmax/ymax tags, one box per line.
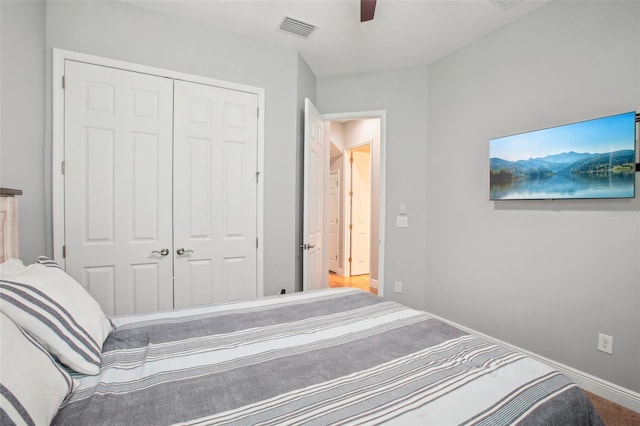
<box><xmin>52</xmin><ymin>48</ymin><xmax>265</xmax><ymax>297</ymax></box>
<box><xmin>322</xmin><ymin>111</ymin><xmax>386</xmax><ymax>297</ymax></box>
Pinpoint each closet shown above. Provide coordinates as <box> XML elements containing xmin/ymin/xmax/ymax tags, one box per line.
<box><xmin>61</xmin><ymin>59</ymin><xmax>260</xmax><ymax>316</ymax></box>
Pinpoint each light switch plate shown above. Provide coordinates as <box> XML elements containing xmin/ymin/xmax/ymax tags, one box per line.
<box><xmin>396</xmin><ymin>216</ymin><xmax>408</xmax><ymax>227</ymax></box>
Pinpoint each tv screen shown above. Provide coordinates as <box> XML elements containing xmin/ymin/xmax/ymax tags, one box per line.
<box><xmin>490</xmin><ymin>111</ymin><xmax>637</xmax><ymax>200</ymax></box>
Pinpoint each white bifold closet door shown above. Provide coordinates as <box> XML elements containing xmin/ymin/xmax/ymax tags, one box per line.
<box><xmin>64</xmin><ymin>61</ymin><xmax>174</xmax><ymax>316</ymax></box>
<box><xmin>64</xmin><ymin>61</ymin><xmax>258</xmax><ymax>316</ymax></box>
<box><xmin>172</xmin><ymin>81</ymin><xmax>258</xmax><ymax>309</ymax></box>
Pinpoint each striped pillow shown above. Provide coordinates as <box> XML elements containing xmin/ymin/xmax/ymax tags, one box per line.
<box><xmin>0</xmin><ymin>263</ymin><xmax>113</xmax><ymax>375</ymax></box>
<box><xmin>34</xmin><ymin>255</ymin><xmax>64</xmax><ymax>270</ymax></box>
<box><xmin>0</xmin><ymin>312</ymin><xmax>76</xmax><ymax>425</ymax></box>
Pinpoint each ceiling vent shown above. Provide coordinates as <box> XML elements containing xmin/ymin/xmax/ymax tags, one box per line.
<box><xmin>278</xmin><ymin>16</ymin><xmax>317</xmax><ymax>38</ymax></box>
<box><xmin>490</xmin><ymin>0</ymin><xmax>524</xmax><ymax>10</ymax></box>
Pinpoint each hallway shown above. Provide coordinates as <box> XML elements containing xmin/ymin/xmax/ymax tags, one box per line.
<box><xmin>328</xmin><ymin>273</ymin><xmax>377</xmax><ymax>295</ymax></box>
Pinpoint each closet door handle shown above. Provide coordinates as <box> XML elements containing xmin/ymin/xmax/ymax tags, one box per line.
<box><xmin>152</xmin><ymin>248</ymin><xmax>170</xmax><ymax>256</ymax></box>
<box><xmin>176</xmin><ymin>248</ymin><xmax>194</xmax><ymax>256</ymax></box>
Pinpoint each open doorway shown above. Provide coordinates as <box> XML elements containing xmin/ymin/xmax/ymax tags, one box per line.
<box><xmin>326</xmin><ymin>119</ymin><xmax>380</xmax><ymax>295</ymax></box>
<box><xmin>301</xmin><ymin>99</ymin><xmax>385</xmax><ymax>297</ymax></box>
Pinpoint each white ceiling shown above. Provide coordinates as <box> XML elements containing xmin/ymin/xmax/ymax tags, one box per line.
<box><xmin>120</xmin><ymin>0</ymin><xmax>553</xmax><ymax>77</ymax></box>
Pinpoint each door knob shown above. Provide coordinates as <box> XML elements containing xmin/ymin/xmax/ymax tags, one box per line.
<box><xmin>176</xmin><ymin>248</ymin><xmax>194</xmax><ymax>256</ymax></box>
<box><xmin>152</xmin><ymin>248</ymin><xmax>169</xmax><ymax>256</ymax></box>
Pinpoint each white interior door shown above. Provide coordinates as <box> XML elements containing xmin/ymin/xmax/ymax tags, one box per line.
<box><xmin>350</xmin><ymin>148</ymin><xmax>371</xmax><ymax>276</ymax></box>
<box><xmin>64</xmin><ymin>60</ymin><xmax>174</xmax><ymax>316</ymax></box>
<box><xmin>303</xmin><ymin>99</ymin><xmax>328</xmax><ymax>291</ymax></box>
<box><xmin>173</xmin><ymin>80</ymin><xmax>258</xmax><ymax>308</ymax></box>
<box><xmin>328</xmin><ymin>170</ymin><xmax>340</xmax><ymax>273</ymax></box>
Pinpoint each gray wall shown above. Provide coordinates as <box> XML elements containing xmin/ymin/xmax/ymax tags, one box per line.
<box><xmin>425</xmin><ymin>0</ymin><xmax>640</xmax><ymax>392</ymax></box>
<box><xmin>0</xmin><ymin>0</ymin><xmax>46</xmax><ymax>262</ymax></box>
<box><xmin>1</xmin><ymin>0</ymin><xmax>303</xmax><ymax>295</ymax></box>
<box><xmin>317</xmin><ymin>66</ymin><xmax>429</xmax><ymax>307</ymax></box>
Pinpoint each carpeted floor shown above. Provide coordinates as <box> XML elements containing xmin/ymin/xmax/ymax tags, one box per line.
<box><xmin>584</xmin><ymin>390</ymin><xmax>640</xmax><ymax>426</ymax></box>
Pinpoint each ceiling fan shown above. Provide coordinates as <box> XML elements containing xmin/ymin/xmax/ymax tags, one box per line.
<box><xmin>361</xmin><ymin>0</ymin><xmax>377</xmax><ymax>22</ymax></box>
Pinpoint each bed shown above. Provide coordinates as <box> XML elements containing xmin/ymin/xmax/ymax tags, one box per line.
<box><xmin>1</xmin><ymin>259</ymin><xmax>603</xmax><ymax>425</ymax></box>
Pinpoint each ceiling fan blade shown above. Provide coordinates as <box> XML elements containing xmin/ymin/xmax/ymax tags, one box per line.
<box><xmin>361</xmin><ymin>0</ymin><xmax>377</xmax><ymax>22</ymax></box>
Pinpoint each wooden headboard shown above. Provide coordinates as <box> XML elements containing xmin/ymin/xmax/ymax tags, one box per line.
<box><xmin>0</xmin><ymin>188</ymin><xmax>22</xmax><ymax>263</ymax></box>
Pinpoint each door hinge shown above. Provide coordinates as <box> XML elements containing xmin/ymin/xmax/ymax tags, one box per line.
<box><xmin>348</xmin><ymin>257</ymin><xmax>352</xmax><ymax>263</ymax></box>
<box><xmin>62</xmin><ymin>245</ymin><xmax>66</xmax><ymax>258</ymax></box>
<box><xmin>349</xmin><ymin>191</ymin><xmax>353</xmax><ymax>197</ymax></box>
<box><xmin>256</xmin><ymin>238</ymin><xmax>259</xmax><ymax>249</ymax></box>
<box><xmin>349</xmin><ymin>224</ymin><xmax>353</xmax><ymax>230</ymax></box>
<box><xmin>257</xmin><ymin>107</ymin><xmax>259</xmax><ymax>118</ymax></box>
<box><xmin>61</xmin><ymin>161</ymin><xmax>65</xmax><ymax>175</ymax></box>
<box><xmin>256</xmin><ymin>171</ymin><xmax>260</xmax><ymax>183</ymax></box>
<box><xmin>62</xmin><ymin>76</ymin><xmax>65</xmax><ymax>90</ymax></box>
<box><xmin>349</xmin><ymin>155</ymin><xmax>353</xmax><ymax>164</ymax></box>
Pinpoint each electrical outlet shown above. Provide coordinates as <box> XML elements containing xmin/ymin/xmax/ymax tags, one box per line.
<box><xmin>394</xmin><ymin>281</ymin><xmax>402</xmax><ymax>293</ymax></box>
<box><xmin>597</xmin><ymin>333</ymin><xmax>613</xmax><ymax>355</ymax></box>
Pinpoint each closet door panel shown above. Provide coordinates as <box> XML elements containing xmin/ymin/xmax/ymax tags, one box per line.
<box><xmin>173</xmin><ymin>81</ymin><xmax>258</xmax><ymax>308</ymax></box>
<box><xmin>64</xmin><ymin>61</ymin><xmax>174</xmax><ymax>316</ymax></box>
<box><xmin>132</xmin><ymin>132</ymin><xmax>163</xmax><ymax>240</ymax></box>
<box><xmin>84</xmin><ymin>128</ymin><xmax>115</xmax><ymax>241</ymax></box>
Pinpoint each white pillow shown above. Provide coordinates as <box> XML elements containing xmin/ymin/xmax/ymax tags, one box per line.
<box><xmin>0</xmin><ymin>312</ymin><xmax>76</xmax><ymax>425</ymax></box>
<box><xmin>0</xmin><ymin>263</ymin><xmax>114</xmax><ymax>375</ymax></box>
<box><xmin>0</xmin><ymin>258</ymin><xmax>26</xmax><ymax>277</ymax></box>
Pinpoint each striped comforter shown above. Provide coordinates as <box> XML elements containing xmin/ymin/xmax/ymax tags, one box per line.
<box><xmin>54</xmin><ymin>288</ymin><xmax>603</xmax><ymax>425</ymax></box>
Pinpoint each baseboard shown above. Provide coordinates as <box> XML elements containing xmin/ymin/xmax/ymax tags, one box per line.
<box><xmin>426</xmin><ymin>312</ymin><xmax>640</xmax><ymax>413</ymax></box>
<box><xmin>369</xmin><ymin>278</ymin><xmax>379</xmax><ymax>289</ymax></box>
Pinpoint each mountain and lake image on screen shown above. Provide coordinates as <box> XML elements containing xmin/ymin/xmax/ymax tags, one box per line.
<box><xmin>490</xmin><ymin>111</ymin><xmax>637</xmax><ymax>200</ymax></box>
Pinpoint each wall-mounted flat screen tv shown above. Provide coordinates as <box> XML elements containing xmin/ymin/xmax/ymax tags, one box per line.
<box><xmin>490</xmin><ymin>111</ymin><xmax>637</xmax><ymax>200</ymax></box>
